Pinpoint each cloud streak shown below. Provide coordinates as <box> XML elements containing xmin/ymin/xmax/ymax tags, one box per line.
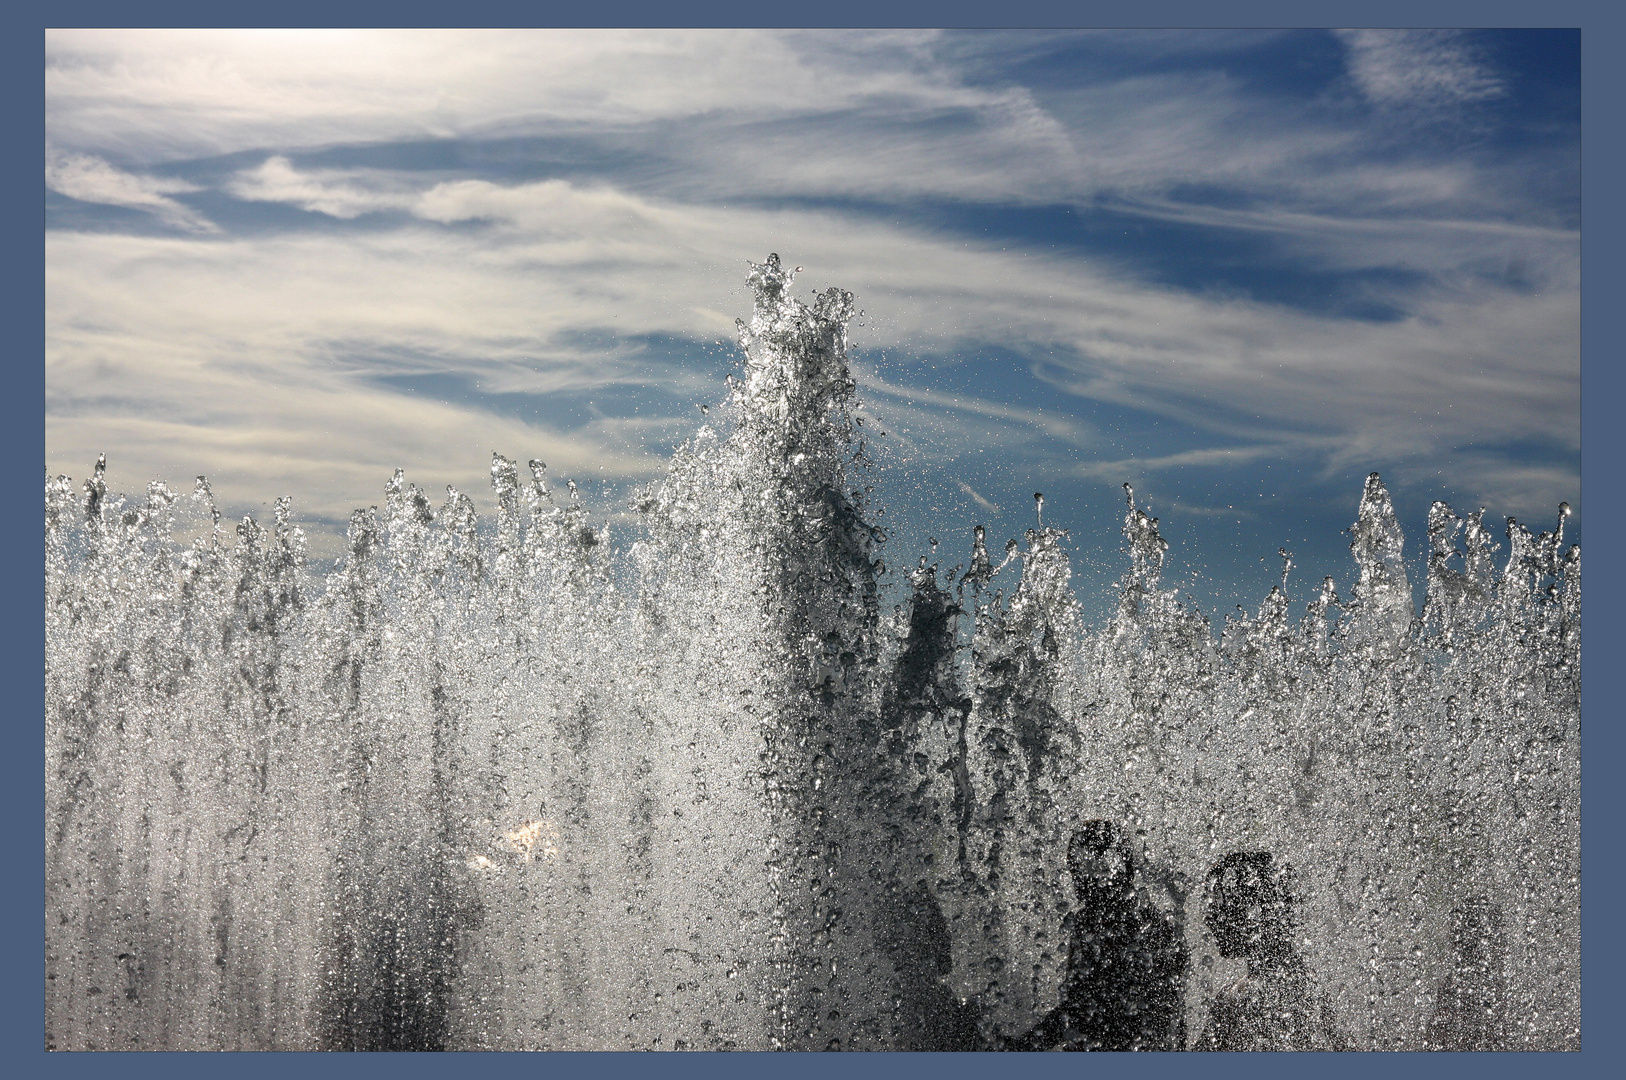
<box><xmin>46</xmin><ymin>150</ymin><xmax>216</xmax><ymax>232</ymax></box>
<box><xmin>45</xmin><ymin>30</ymin><xmax>1013</xmax><ymax>163</ymax></box>
<box><xmin>226</xmin><ymin>156</ymin><xmax>419</xmax><ymax>218</ymax></box>
<box><xmin>1338</xmin><ymin>30</ymin><xmax>1505</xmax><ymax>113</ymax></box>
<box><xmin>44</xmin><ymin>29</ymin><xmax>1578</xmax><ymax>571</ymax></box>
<box><xmin>48</xmin><ymin>170</ymin><xmax>1575</xmax><ymax>520</ymax></box>
<box><xmin>47</xmin><ymin>29</ymin><xmax>1558</xmax><ymax>226</ymax></box>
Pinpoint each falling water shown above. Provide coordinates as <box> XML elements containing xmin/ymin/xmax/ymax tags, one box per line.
<box><xmin>44</xmin><ymin>255</ymin><xmax>1580</xmax><ymax>1051</ymax></box>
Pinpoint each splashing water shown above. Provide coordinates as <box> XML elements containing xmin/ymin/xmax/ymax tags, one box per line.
<box><xmin>44</xmin><ymin>256</ymin><xmax>1579</xmax><ymax>1051</ymax></box>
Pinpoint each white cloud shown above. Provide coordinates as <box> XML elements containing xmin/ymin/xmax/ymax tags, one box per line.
<box><xmin>956</xmin><ymin>481</ymin><xmax>1001</xmax><ymax>514</ymax></box>
<box><xmin>226</xmin><ymin>156</ymin><xmax>418</xmax><ymax>218</ymax></box>
<box><xmin>1072</xmin><ymin>444</ymin><xmax>1288</xmax><ymax>483</ymax></box>
<box><xmin>43</xmin><ymin>31</ymin><xmax>1576</xmax><ymax>540</ymax></box>
<box><xmin>45</xmin><ymin>150</ymin><xmax>216</xmax><ymax>232</ymax></box>
<box><xmin>1432</xmin><ymin>457</ymin><xmax>1578</xmax><ymax>527</ymax></box>
<box><xmin>855</xmin><ymin>369</ymin><xmax>1098</xmax><ymax>450</ymax></box>
<box><xmin>47</xmin><ymin>175</ymin><xmax>1577</xmax><ymax>531</ymax></box>
<box><xmin>1118</xmin><ymin>195</ymin><xmax>1577</xmax><ymax>278</ymax></box>
<box><xmin>47</xmin><ymin>29</ymin><xmax>1546</xmax><ymax>225</ymax></box>
<box><xmin>1338</xmin><ymin>30</ymin><xmax>1505</xmax><ymax>112</ymax></box>
<box><xmin>44</xmin><ymin>29</ymin><xmax>1004</xmax><ymax>163</ymax></box>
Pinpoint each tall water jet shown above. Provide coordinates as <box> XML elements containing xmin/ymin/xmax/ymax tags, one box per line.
<box><xmin>44</xmin><ymin>257</ymin><xmax>1580</xmax><ymax>1051</ymax></box>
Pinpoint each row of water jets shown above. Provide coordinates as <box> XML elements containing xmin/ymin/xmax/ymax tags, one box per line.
<box><xmin>45</xmin><ymin>256</ymin><xmax>1579</xmax><ymax>1050</ymax></box>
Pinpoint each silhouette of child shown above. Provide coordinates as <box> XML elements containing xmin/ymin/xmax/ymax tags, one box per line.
<box><xmin>1194</xmin><ymin>851</ymin><xmax>1346</xmax><ymax>1051</ymax></box>
<box><xmin>1009</xmin><ymin>820</ymin><xmax>1189</xmax><ymax>1051</ymax></box>
<box><xmin>877</xmin><ymin>880</ymin><xmax>980</xmax><ymax>1050</ymax></box>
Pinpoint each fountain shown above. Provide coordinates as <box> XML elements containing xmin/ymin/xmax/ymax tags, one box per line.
<box><xmin>44</xmin><ymin>255</ymin><xmax>1580</xmax><ymax>1051</ymax></box>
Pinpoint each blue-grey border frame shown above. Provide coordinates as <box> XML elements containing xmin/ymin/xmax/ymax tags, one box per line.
<box><xmin>10</xmin><ymin>4</ymin><xmax>1614</xmax><ymax>1078</ymax></box>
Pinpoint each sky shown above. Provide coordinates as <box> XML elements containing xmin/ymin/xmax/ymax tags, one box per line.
<box><xmin>44</xmin><ymin>28</ymin><xmax>1580</xmax><ymax>624</ymax></box>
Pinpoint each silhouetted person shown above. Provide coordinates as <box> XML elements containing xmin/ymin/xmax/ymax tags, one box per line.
<box><xmin>1009</xmin><ymin>820</ymin><xmax>1189</xmax><ymax>1051</ymax></box>
<box><xmin>1424</xmin><ymin>896</ymin><xmax>1509</xmax><ymax>1051</ymax></box>
<box><xmin>879</xmin><ymin>880</ymin><xmax>980</xmax><ymax>1050</ymax></box>
<box><xmin>1194</xmin><ymin>851</ymin><xmax>1345</xmax><ymax>1051</ymax></box>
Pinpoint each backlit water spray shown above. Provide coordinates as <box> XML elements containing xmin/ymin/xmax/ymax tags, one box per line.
<box><xmin>45</xmin><ymin>256</ymin><xmax>1579</xmax><ymax>1050</ymax></box>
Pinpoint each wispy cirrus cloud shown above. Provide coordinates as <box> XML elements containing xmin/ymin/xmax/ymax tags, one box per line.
<box><xmin>48</xmin><ymin>29</ymin><xmax>1546</xmax><ymax>224</ymax></box>
<box><xmin>44</xmin><ymin>29</ymin><xmax>1577</xmax><ymax>601</ymax></box>
<box><xmin>45</xmin><ymin>149</ymin><xmax>217</xmax><ymax>232</ymax></box>
<box><xmin>1337</xmin><ymin>29</ymin><xmax>1505</xmax><ymax>113</ymax></box>
<box><xmin>44</xmin><ymin>30</ymin><xmax>1011</xmax><ymax>163</ymax></box>
<box><xmin>1071</xmin><ymin>444</ymin><xmax>1291</xmax><ymax>483</ymax></box>
<box><xmin>47</xmin><ymin>170</ymin><xmax>1576</xmax><ymax>526</ymax></box>
<box><xmin>225</xmin><ymin>156</ymin><xmax>419</xmax><ymax>219</ymax></box>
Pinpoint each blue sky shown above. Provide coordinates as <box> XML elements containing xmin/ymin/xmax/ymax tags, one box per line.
<box><xmin>44</xmin><ymin>28</ymin><xmax>1579</xmax><ymax>622</ymax></box>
